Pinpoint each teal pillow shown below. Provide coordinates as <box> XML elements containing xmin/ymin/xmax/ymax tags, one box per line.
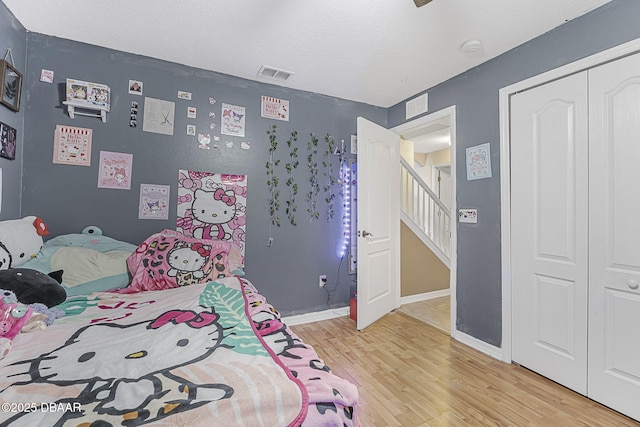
<box><xmin>20</xmin><ymin>226</ymin><xmax>137</xmax><ymax>297</ymax></box>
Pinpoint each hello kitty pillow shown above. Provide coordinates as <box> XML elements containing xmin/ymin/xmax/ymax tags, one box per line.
<box><xmin>123</xmin><ymin>230</ymin><xmax>233</xmax><ymax>293</ymax></box>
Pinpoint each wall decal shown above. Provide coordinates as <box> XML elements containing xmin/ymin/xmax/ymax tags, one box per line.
<box><xmin>197</xmin><ymin>133</ymin><xmax>211</xmax><ymax>149</ymax></box>
<box><xmin>138</xmin><ymin>184</ymin><xmax>170</xmax><ymax>220</ymax></box>
<box><xmin>98</xmin><ymin>151</ymin><xmax>133</xmax><ymax>190</ymax></box>
<box><xmin>187</xmin><ymin>106</ymin><xmax>197</xmax><ymax>118</ymax></box>
<box><xmin>40</xmin><ymin>69</ymin><xmax>54</xmax><ymax>84</ymax></box>
<box><xmin>142</xmin><ymin>97</ymin><xmax>175</xmax><ymax>136</ymax></box>
<box><xmin>178</xmin><ymin>90</ymin><xmax>192</xmax><ymax>100</ymax></box>
<box><xmin>177</xmin><ymin>170</ymin><xmax>247</xmax><ymax>258</ymax></box>
<box><xmin>53</xmin><ymin>125</ymin><xmax>92</xmax><ymax>166</ymax></box>
<box><xmin>221</xmin><ymin>103</ymin><xmax>246</xmax><ymax>137</ymax></box>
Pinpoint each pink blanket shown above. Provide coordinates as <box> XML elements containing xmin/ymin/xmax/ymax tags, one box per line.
<box><xmin>0</xmin><ymin>276</ymin><xmax>359</xmax><ymax>426</ymax></box>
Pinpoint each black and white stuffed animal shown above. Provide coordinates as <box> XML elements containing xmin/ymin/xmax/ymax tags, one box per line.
<box><xmin>0</xmin><ymin>268</ymin><xmax>65</xmax><ymax>308</ymax></box>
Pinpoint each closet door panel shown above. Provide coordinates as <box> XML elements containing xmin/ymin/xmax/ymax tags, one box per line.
<box><xmin>588</xmin><ymin>51</ymin><xmax>640</xmax><ymax>421</ymax></box>
<box><xmin>511</xmin><ymin>71</ymin><xmax>589</xmax><ymax>394</ymax></box>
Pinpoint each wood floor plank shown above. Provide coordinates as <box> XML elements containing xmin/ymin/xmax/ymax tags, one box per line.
<box><xmin>292</xmin><ymin>311</ymin><xmax>639</xmax><ymax>427</ymax></box>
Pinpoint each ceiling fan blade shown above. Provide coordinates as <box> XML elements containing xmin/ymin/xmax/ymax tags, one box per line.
<box><xmin>413</xmin><ymin>0</ymin><xmax>434</xmax><ymax>7</ymax></box>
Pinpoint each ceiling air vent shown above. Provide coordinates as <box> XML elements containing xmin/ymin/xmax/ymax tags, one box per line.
<box><xmin>406</xmin><ymin>93</ymin><xmax>429</xmax><ymax>120</ymax></box>
<box><xmin>257</xmin><ymin>65</ymin><xmax>295</xmax><ymax>83</ymax></box>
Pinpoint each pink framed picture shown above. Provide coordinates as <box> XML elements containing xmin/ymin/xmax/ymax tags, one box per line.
<box><xmin>98</xmin><ymin>151</ymin><xmax>133</xmax><ymax>190</ymax></box>
<box><xmin>53</xmin><ymin>125</ymin><xmax>92</xmax><ymax>166</ymax></box>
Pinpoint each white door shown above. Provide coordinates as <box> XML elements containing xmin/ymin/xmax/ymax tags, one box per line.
<box><xmin>588</xmin><ymin>53</ymin><xmax>640</xmax><ymax>420</ymax></box>
<box><xmin>356</xmin><ymin>117</ymin><xmax>400</xmax><ymax>330</ymax></box>
<box><xmin>510</xmin><ymin>72</ymin><xmax>589</xmax><ymax>394</ymax></box>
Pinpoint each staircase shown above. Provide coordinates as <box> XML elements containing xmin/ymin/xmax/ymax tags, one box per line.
<box><xmin>400</xmin><ymin>157</ymin><xmax>451</xmax><ymax>268</ymax></box>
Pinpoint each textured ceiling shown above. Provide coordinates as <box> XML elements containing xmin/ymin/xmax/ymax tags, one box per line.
<box><xmin>3</xmin><ymin>0</ymin><xmax>611</xmax><ymax>107</ymax></box>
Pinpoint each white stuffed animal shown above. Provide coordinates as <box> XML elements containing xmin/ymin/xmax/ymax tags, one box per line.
<box><xmin>0</xmin><ymin>216</ymin><xmax>49</xmax><ymax>270</ymax></box>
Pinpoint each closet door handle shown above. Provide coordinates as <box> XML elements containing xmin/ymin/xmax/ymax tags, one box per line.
<box><xmin>626</xmin><ymin>280</ymin><xmax>639</xmax><ymax>290</ymax></box>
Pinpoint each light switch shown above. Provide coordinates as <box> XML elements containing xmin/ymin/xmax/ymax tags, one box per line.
<box><xmin>459</xmin><ymin>208</ymin><xmax>477</xmax><ymax>224</ymax></box>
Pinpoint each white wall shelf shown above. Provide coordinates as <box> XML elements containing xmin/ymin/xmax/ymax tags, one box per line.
<box><xmin>63</xmin><ymin>101</ymin><xmax>109</xmax><ymax>123</ymax></box>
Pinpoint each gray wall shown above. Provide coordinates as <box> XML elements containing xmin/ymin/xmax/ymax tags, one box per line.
<box><xmin>20</xmin><ymin>33</ymin><xmax>386</xmax><ymax>316</ymax></box>
<box><xmin>389</xmin><ymin>0</ymin><xmax>640</xmax><ymax>347</ymax></box>
<box><xmin>0</xmin><ymin>5</ymin><xmax>25</xmax><ymax>220</ymax></box>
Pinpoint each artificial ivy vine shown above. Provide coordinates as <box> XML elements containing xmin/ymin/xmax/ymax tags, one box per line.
<box><xmin>266</xmin><ymin>127</ymin><xmax>341</xmax><ymax>226</ymax></box>
<box><xmin>266</xmin><ymin>125</ymin><xmax>281</xmax><ymax>227</ymax></box>
<box><xmin>306</xmin><ymin>133</ymin><xmax>320</xmax><ymax>222</ymax></box>
<box><xmin>322</xmin><ymin>134</ymin><xmax>337</xmax><ymax>222</ymax></box>
<box><xmin>285</xmin><ymin>130</ymin><xmax>299</xmax><ymax>226</ymax></box>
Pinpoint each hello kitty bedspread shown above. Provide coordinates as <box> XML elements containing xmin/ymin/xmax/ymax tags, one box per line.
<box><xmin>0</xmin><ymin>276</ymin><xmax>358</xmax><ymax>426</ymax></box>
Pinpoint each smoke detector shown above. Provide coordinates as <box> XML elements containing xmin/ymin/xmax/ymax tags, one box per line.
<box><xmin>461</xmin><ymin>39</ymin><xmax>483</xmax><ymax>54</ymax></box>
<box><xmin>257</xmin><ymin>65</ymin><xmax>295</xmax><ymax>82</ymax></box>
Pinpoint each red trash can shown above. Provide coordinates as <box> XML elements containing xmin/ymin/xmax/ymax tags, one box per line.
<box><xmin>349</xmin><ymin>295</ymin><xmax>357</xmax><ymax>321</ymax></box>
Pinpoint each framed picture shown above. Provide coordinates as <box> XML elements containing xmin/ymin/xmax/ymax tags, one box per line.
<box><xmin>0</xmin><ymin>60</ymin><xmax>22</xmax><ymax>112</ymax></box>
<box><xmin>0</xmin><ymin>121</ymin><xmax>17</xmax><ymax>160</ymax></box>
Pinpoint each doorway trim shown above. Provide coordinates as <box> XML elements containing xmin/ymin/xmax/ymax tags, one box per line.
<box><xmin>391</xmin><ymin>105</ymin><xmax>458</xmax><ymax>338</ymax></box>
<box><xmin>499</xmin><ymin>37</ymin><xmax>640</xmax><ymax>363</ymax></box>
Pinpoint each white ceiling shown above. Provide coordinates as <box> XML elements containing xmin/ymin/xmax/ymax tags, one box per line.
<box><xmin>3</xmin><ymin>0</ymin><xmax>610</xmax><ymax>108</ymax></box>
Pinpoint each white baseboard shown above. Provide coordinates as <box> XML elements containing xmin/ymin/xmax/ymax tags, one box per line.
<box><xmin>452</xmin><ymin>329</ymin><xmax>504</xmax><ymax>361</ymax></box>
<box><xmin>400</xmin><ymin>288</ymin><xmax>450</xmax><ymax>305</ymax></box>
<box><xmin>282</xmin><ymin>307</ymin><xmax>350</xmax><ymax>326</ymax></box>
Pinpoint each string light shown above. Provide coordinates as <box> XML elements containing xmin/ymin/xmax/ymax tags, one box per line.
<box><xmin>339</xmin><ymin>161</ymin><xmax>350</xmax><ymax>258</ymax></box>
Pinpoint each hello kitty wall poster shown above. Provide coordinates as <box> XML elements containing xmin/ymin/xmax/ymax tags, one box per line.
<box><xmin>177</xmin><ymin>170</ymin><xmax>247</xmax><ymax>256</ymax></box>
<box><xmin>53</xmin><ymin>125</ymin><xmax>92</xmax><ymax>166</ymax></box>
<box><xmin>97</xmin><ymin>151</ymin><xmax>133</xmax><ymax>190</ymax></box>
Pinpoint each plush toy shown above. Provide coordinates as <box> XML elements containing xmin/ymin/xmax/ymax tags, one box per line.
<box><xmin>0</xmin><ymin>268</ymin><xmax>66</xmax><ymax>308</ymax></box>
<box><xmin>28</xmin><ymin>303</ymin><xmax>65</xmax><ymax>326</ymax></box>
<box><xmin>0</xmin><ymin>291</ymin><xmax>36</xmax><ymax>340</ymax></box>
<box><xmin>0</xmin><ymin>216</ymin><xmax>49</xmax><ymax>270</ymax></box>
<box><xmin>0</xmin><ymin>290</ymin><xmax>48</xmax><ymax>340</ymax></box>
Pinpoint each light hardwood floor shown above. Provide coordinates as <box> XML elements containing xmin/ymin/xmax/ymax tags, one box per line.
<box><xmin>292</xmin><ymin>312</ymin><xmax>639</xmax><ymax>427</ymax></box>
<box><xmin>399</xmin><ymin>296</ymin><xmax>450</xmax><ymax>334</ymax></box>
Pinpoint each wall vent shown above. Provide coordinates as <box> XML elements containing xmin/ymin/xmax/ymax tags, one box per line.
<box><xmin>257</xmin><ymin>65</ymin><xmax>295</xmax><ymax>82</ymax></box>
<box><xmin>406</xmin><ymin>93</ymin><xmax>429</xmax><ymax>120</ymax></box>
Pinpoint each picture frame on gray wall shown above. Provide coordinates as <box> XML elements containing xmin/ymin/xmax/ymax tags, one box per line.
<box><xmin>0</xmin><ymin>60</ymin><xmax>22</xmax><ymax>112</ymax></box>
<box><xmin>0</xmin><ymin>121</ymin><xmax>16</xmax><ymax>160</ymax></box>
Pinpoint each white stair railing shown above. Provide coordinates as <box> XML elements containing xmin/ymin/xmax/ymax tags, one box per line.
<box><xmin>400</xmin><ymin>157</ymin><xmax>451</xmax><ymax>267</ymax></box>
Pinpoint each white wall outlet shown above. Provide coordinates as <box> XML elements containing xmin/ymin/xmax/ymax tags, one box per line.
<box><xmin>459</xmin><ymin>208</ymin><xmax>478</xmax><ymax>224</ymax></box>
<box><xmin>319</xmin><ymin>275</ymin><xmax>327</xmax><ymax>288</ymax></box>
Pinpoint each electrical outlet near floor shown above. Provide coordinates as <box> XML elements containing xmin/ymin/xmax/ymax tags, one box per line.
<box><xmin>319</xmin><ymin>275</ymin><xmax>327</xmax><ymax>288</ymax></box>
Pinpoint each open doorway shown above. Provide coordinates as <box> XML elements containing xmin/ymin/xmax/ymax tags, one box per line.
<box><xmin>391</xmin><ymin>106</ymin><xmax>457</xmax><ymax>335</ymax></box>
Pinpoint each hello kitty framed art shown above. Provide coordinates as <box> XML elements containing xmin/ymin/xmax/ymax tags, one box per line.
<box><xmin>53</xmin><ymin>125</ymin><xmax>92</xmax><ymax>166</ymax></box>
<box><xmin>176</xmin><ymin>170</ymin><xmax>247</xmax><ymax>256</ymax></box>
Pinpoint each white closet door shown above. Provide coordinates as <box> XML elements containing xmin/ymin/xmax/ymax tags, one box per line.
<box><xmin>588</xmin><ymin>52</ymin><xmax>640</xmax><ymax>420</ymax></box>
<box><xmin>511</xmin><ymin>72</ymin><xmax>589</xmax><ymax>394</ymax></box>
